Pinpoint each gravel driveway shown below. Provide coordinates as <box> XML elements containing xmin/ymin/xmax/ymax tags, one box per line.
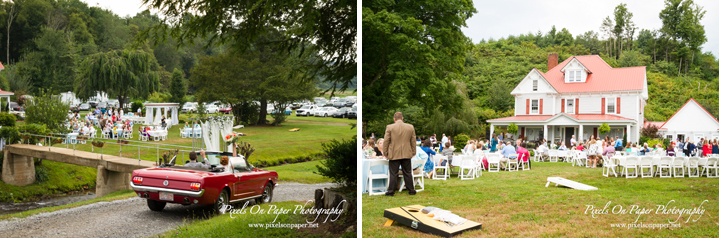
<box><xmin>0</xmin><ymin>182</ymin><xmax>337</xmax><ymax>238</ymax></box>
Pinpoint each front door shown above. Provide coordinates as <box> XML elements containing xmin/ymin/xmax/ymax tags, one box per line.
<box><xmin>565</xmin><ymin>127</ymin><xmax>574</xmax><ymax>147</ymax></box>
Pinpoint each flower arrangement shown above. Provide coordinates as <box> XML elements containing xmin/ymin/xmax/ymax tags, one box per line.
<box><xmin>224</xmin><ymin>133</ymin><xmax>241</xmax><ymax>146</ymax></box>
<box><xmin>92</xmin><ymin>141</ymin><xmax>105</xmax><ymax>148</ymax></box>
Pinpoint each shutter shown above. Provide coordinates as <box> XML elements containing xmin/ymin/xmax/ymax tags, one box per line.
<box><xmin>575</xmin><ymin>98</ymin><xmax>579</xmax><ymax>114</ymax></box>
<box><xmin>617</xmin><ymin>97</ymin><xmax>621</xmax><ymax>114</ymax></box>
<box><xmin>540</xmin><ymin>99</ymin><xmax>543</xmax><ymax>114</ymax></box>
<box><xmin>561</xmin><ymin>99</ymin><xmax>565</xmax><ymax>113</ymax></box>
<box><xmin>594</xmin><ymin>127</ymin><xmax>597</xmax><ymax>137</ymax></box>
<box><xmin>601</xmin><ymin>98</ymin><xmax>606</xmax><ymax>115</ymax></box>
<box><xmin>521</xmin><ymin>127</ymin><xmax>525</xmax><ymax>138</ymax></box>
<box><xmin>526</xmin><ymin>99</ymin><xmax>530</xmax><ymax>114</ymax></box>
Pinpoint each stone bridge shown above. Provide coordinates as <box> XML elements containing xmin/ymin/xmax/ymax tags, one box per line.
<box><xmin>2</xmin><ymin>144</ymin><xmax>154</xmax><ymax>197</ymax></box>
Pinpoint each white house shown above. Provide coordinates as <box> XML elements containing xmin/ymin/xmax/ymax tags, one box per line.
<box><xmin>487</xmin><ymin>54</ymin><xmax>648</xmax><ymax>145</ymax></box>
<box><xmin>656</xmin><ymin>98</ymin><xmax>719</xmax><ymax>143</ymax></box>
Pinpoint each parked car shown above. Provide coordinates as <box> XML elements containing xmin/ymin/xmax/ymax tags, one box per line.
<box><xmin>131</xmin><ymin>151</ymin><xmax>278</xmax><ymax>213</ymax></box>
<box><xmin>347</xmin><ymin>107</ymin><xmax>357</xmax><ymax>119</ymax></box>
<box><xmin>107</xmin><ymin>99</ymin><xmax>119</xmax><ymax>108</ymax></box>
<box><xmin>219</xmin><ymin>105</ymin><xmax>232</xmax><ymax>114</ymax></box>
<box><xmin>272</xmin><ymin>106</ymin><xmax>292</xmax><ymax>116</ymax></box>
<box><xmin>333</xmin><ymin>98</ymin><xmax>347</xmax><ymax>108</ymax></box>
<box><xmin>314</xmin><ymin>107</ymin><xmax>338</xmax><ymax>117</ymax></box>
<box><xmin>96</xmin><ymin>102</ymin><xmax>108</xmax><ymax>109</ymax></box>
<box><xmin>205</xmin><ymin>104</ymin><xmax>219</xmax><ymax>114</ymax></box>
<box><xmin>332</xmin><ymin>107</ymin><xmax>352</xmax><ymax>118</ymax></box>
<box><xmin>295</xmin><ymin>105</ymin><xmax>318</xmax><ymax>116</ymax></box>
<box><xmin>78</xmin><ymin>103</ymin><xmax>91</xmax><ymax>111</ymax></box>
<box><xmin>265</xmin><ymin>104</ymin><xmax>275</xmax><ymax>114</ymax></box>
<box><xmin>9</xmin><ymin>102</ymin><xmax>22</xmax><ymax>111</ymax></box>
<box><xmin>182</xmin><ymin>102</ymin><xmax>198</xmax><ymax>113</ymax></box>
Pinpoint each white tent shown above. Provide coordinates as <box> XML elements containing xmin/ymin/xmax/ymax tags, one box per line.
<box><xmin>144</xmin><ymin>103</ymin><xmax>180</xmax><ymax>126</ymax></box>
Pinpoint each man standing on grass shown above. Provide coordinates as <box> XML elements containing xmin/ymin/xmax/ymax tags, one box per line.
<box><xmin>383</xmin><ymin>112</ymin><xmax>417</xmax><ymax>196</ymax></box>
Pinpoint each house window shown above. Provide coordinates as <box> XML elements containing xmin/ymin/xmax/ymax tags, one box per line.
<box><xmin>531</xmin><ymin>99</ymin><xmax>539</xmax><ymax>114</ymax></box>
<box><xmin>532</xmin><ymin>80</ymin><xmax>538</xmax><ymax>91</ymax></box>
<box><xmin>568</xmin><ymin>71</ymin><xmax>575</xmax><ymax>82</ymax></box>
<box><xmin>607</xmin><ymin>98</ymin><xmax>616</xmax><ymax>114</ymax></box>
<box><xmin>566</xmin><ymin>99</ymin><xmax>574</xmax><ymax>114</ymax></box>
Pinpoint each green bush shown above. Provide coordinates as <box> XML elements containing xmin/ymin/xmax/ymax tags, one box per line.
<box><xmin>19</xmin><ymin>123</ymin><xmax>50</xmax><ymax>144</ymax></box>
<box><xmin>24</xmin><ymin>90</ymin><xmax>69</xmax><ymax>132</ymax></box>
<box><xmin>315</xmin><ymin>137</ymin><xmax>356</xmax><ymax>189</ymax></box>
<box><xmin>507</xmin><ymin>123</ymin><xmax>518</xmax><ymax>135</ymax></box>
<box><xmin>0</xmin><ymin>112</ymin><xmax>16</xmax><ymax>127</ymax></box>
<box><xmin>0</xmin><ymin>126</ymin><xmax>20</xmax><ymax>144</ymax></box>
<box><xmin>130</xmin><ymin>100</ymin><xmax>144</xmax><ymax>115</ymax></box>
<box><xmin>598</xmin><ymin>123</ymin><xmax>611</xmax><ymax>135</ymax></box>
<box><xmin>454</xmin><ymin>133</ymin><xmax>470</xmax><ymax>150</ymax></box>
<box><xmin>443</xmin><ymin>117</ymin><xmax>471</xmax><ymax>137</ymax></box>
<box><xmin>647</xmin><ymin>138</ymin><xmax>664</xmax><ymax>148</ymax></box>
<box><xmin>35</xmin><ymin>165</ymin><xmax>49</xmax><ymax>183</ymax></box>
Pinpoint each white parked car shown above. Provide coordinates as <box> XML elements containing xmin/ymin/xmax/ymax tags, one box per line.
<box><xmin>314</xmin><ymin>107</ymin><xmax>338</xmax><ymax>117</ymax></box>
<box><xmin>296</xmin><ymin>105</ymin><xmax>318</xmax><ymax>116</ymax></box>
<box><xmin>205</xmin><ymin>104</ymin><xmax>219</xmax><ymax>114</ymax></box>
<box><xmin>181</xmin><ymin>102</ymin><xmax>198</xmax><ymax>113</ymax></box>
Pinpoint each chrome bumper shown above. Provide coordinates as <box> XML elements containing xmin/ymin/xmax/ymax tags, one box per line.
<box><xmin>130</xmin><ymin>183</ymin><xmax>205</xmax><ymax>197</ymax></box>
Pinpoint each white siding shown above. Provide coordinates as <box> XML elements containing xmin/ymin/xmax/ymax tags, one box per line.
<box><xmin>514</xmin><ymin>94</ymin><xmax>553</xmax><ymax>115</ymax></box>
<box><xmin>617</xmin><ymin>95</ymin><xmax>638</xmax><ymax>120</ymax></box>
<box><xmin>662</xmin><ymin>100</ymin><xmax>719</xmax><ymax>132</ymax></box>
<box><xmin>511</xmin><ymin>69</ymin><xmax>557</xmax><ymax>95</ymax></box>
<box><xmin>562</xmin><ymin>59</ymin><xmax>588</xmax><ymax>83</ymax></box>
<box><xmin>578</xmin><ymin>95</ymin><xmax>601</xmax><ymax>114</ymax></box>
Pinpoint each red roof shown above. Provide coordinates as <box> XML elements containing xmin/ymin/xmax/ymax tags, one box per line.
<box><xmin>0</xmin><ymin>88</ymin><xmax>12</xmax><ymax>95</ymax></box>
<box><xmin>0</xmin><ymin>62</ymin><xmax>4</xmax><ymax>70</ymax></box>
<box><xmin>658</xmin><ymin>98</ymin><xmax>719</xmax><ymax>130</ymax></box>
<box><xmin>542</xmin><ymin>55</ymin><xmax>645</xmax><ymax>93</ymax></box>
<box><xmin>488</xmin><ymin>113</ymin><xmax>634</xmax><ymax>122</ymax></box>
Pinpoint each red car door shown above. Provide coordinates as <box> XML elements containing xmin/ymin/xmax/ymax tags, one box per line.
<box><xmin>232</xmin><ymin>170</ymin><xmax>256</xmax><ymax>200</ymax></box>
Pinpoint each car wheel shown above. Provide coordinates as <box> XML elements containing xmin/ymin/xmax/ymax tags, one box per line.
<box><xmin>147</xmin><ymin>199</ymin><xmax>166</xmax><ymax>212</ymax></box>
<box><xmin>324</xmin><ymin>113</ymin><xmax>328</xmax><ymax>117</ymax></box>
<box><xmin>256</xmin><ymin>183</ymin><xmax>274</xmax><ymax>204</ymax></box>
<box><xmin>214</xmin><ymin>189</ymin><xmax>230</xmax><ymax>214</ymax></box>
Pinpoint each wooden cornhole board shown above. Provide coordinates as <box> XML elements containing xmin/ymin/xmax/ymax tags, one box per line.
<box><xmin>289</xmin><ymin>128</ymin><xmax>300</xmax><ymax>132</ymax></box>
<box><xmin>545</xmin><ymin>177</ymin><xmax>598</xmax><ymax>191</ymax></box>
<box><xmin>383</xmin><ymin>205</ymin><xmax>482</xmax><ymax>237</ymax></box>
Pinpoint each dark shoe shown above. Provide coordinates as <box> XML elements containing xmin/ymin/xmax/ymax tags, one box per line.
<box><xmin>408</xmin><ymin>191</ymin><xmax>416</xmax><ymax>195</ymax></box>
<box><xmin>384</xmin><ymin>193</ymin><xmax>394</xmax><ymax>196</ymax></box>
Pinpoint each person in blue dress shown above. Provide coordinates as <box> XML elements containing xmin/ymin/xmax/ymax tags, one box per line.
<box><xmin>421</xmin><ymin>139</ymin><xmax>438</xmax><ymax>179</ymax></box>
<box><xmin>490</xmin><ymin>133</ymin><xmax>498</xmax><ymax>152</ymax></box>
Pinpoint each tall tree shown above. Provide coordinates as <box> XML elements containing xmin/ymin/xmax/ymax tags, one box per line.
<box><xmin>5</xmin><ymin>1</ymin><xmax>17</xmax><ymax>63</ymax></box>
<box><xmin>138</xmin><ymin>0</ymin><xmax>356</xmax><ymax>94</ymax></box>
<box><xmin>75</xmin><ymin>49</ymin><xmax>160</xmax><ymax>109</ymax></box>
<box><xmin>168</xmin><ymin>68</ymin><xmax>186</xmax><ymax>106</ymax></box>
<box><xmin>363</xmin><ymin>0</ymin><xmax>476</xmax><ymax>123</ymax></box>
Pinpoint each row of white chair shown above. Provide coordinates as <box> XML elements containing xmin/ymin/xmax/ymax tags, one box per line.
<box><xmin>608</xmin><ymin>156</ymin><xmax>719</xmax><ymax>178</ymax></box>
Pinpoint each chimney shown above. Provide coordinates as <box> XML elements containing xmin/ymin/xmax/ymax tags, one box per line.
<box><xmin>548</xmin><ymin>53</ymin><xmax>558</xmax><ymax>71</ymax></box>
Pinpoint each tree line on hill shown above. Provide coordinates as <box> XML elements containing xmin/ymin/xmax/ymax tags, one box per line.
<box><xmin>364</xmin><ymin>0</ymin><xmax>718</xmax><ymax>139</ymax></box>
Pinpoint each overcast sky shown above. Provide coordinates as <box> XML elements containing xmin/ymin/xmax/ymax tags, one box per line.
<box><xmin>462</xmin><ymin>0</ymin><xmax>719</xmax><ymax>55</ymax></box>
<box><xmin>81</xmin><ymin>0</ymin><xmax>154</xmax><ymax>17</ymax></box>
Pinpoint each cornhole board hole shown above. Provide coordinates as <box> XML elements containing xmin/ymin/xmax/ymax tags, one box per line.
<box><xmin>383</xmin><ymin>205</ymin><xmax>481</xmax><ymax>237</ymax></box>
<box><xmin>545</xmin><ymin>177</ymin><xmax>598</xmax><ymax>191</ymax></box>
<box><xmin>289</xmin><ymin>128</ymin><xmax>300</xmax><ymax>132</ymax></box>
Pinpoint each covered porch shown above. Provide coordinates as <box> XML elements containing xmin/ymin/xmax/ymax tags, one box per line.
<box><xmin>487</xmin><ymin>113</ymin><xmax>637</xmax><ymax>146</ymax></box>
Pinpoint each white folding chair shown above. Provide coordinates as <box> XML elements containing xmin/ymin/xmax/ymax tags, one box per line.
<box><xmin>623</xmin><ymin>156</ymin><xmax>639</xmax><ymax>178</ymax></box>
<box><xmin>123</xmin><ymin>130</ymin><xmax>131</xmax><ymax>139</ymax></box>
<box><xmin>639</xmin><ymin>156</ymin><xmax>653</xmax><ymax>178</ymax></box>
<box><xmin>519</xmin><ymin>153</ymin><xmax>530</xmax><ymax>171</ymax></box>
<box><xmin>658</xmin><ymin>157</ymin><xmax>673</xmax><ymax>178</ymax></box>
<box><xmin>367</xmin><ymin>160</ymin><xmax>390</xmax><ymax>195</ymax></box>
<box><xmin>702</xmin><ymin>158</ymin><xmax>718</xmax><ymax>178</ymax></box>
<box><xmin>548</xmin><ymin>150</ymin><xmax>558</xmax><ymax>162</ymax></box>
<box><xmin>459</xmin><ymin>156</ymin><xmax>476</xmax><ymax>180</ymax></box>
<box><xmin>180</xmin><ymin>128</ymin><xmax>187</xmax><ymax>138</ymax></box>
<box><xmin>399</xmin><ymin>158</ymin><xmax>425</xmax><ymax>193</ymax></box>
<box><xmin>687</xmin><ymin>157</ymin><xmax>700</xmax><ymax>177</ymax></box>
<box><xmin>602</xmin><ymin>157</ymin><xmax>618</xmax><ymax>177</ymax></box>
<box><xmin>672</xmin><ymin>157</ymin><xmax>685</xmax><ymax>177</ymax></box>
<box><xmin>432</xmin><ymin>155</ymin><xmax>449</xmax><ymax>180</ymax></box>
<box><xmin>140</xmin><ymin>133</ymin><xmax>149</xmax><ymax>141</ymax></box>
<box><xmin>474</xmin><ymin>154</ymin><xmax>483</xmax><ymax>177</ymax></box>
<box><xmin>487</xmin><ymin>153</ymin><xmax>501</xmax><ymax>172</ymax></box>
<box><xmin>506</xmin><ymin>154</ymin><xmax>519</xmax><ymax>172</ymax></box>
<box><xmin>531</xmin><ymin>149</ymin><xmax>540</xmax><ymax>162</ymax></box>
<box><xmin>575</xmin><ymin>152</ymin><xmax>587</xmax><ymax>167</ymax></box>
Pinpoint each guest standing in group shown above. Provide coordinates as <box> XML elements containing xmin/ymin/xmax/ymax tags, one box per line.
<box><xmin>712</xmin><ymin>139</ymin><xmax>719</xmax><ymax>155</ymax></box>
<box><xmin>382</xmin><ymin>112</ymin><xmax>417</xmax><ymax>196</ymax></box>
<box><xmin>570</xmin><ymin>135</ymin><xmax>577</xmax><ymax>147</ymax></box>
<box><xmin>490</xmin><ymin>134</ymin><xmax>498</xmax><ymax>152</ymax></box>
<box><xmin>702</xmin><ymin>139</ymin><xmax>711</xmax><ymax>157</ymax></box>
<box><xmin>421</xmin><ymin>139</ymin><xmax>438</xmax><ymax>179</ymax></box>
<box><xmin>688</xmin><ymin>140</ymin><xmax>696</xmax><ymax>157</ymax></box>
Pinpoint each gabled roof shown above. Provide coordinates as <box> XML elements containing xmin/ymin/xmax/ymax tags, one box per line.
<box><xmin>511</xmin><ymin>68</ymin><xmax>558</xmax><ymax>95</ymax></box>
<box><xmin>543</xmin><ymin>55</ymin><xmax>645</xmax><ymax>93</ymax></box>
<box><xmin>560</xmin><ymin>57</ymin><xmax>592</xmax><ymax>74</ymax></box>
<box><xmin>658</xmin><ymin>98</ymin><xmax>719</xmax><ymax>130</ymax></box>
<box><xmin>0</xmin><ymin>88</ymin><xmax>13</xmax><ymax>96</ymax></box>
<box><xmin>487</xmin><ymin>113</ymin><xmax>635</xmax><ymax>123</ymax></box>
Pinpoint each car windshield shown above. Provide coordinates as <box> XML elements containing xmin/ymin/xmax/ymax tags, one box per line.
<box><xmin>300</xmin><ymin>106</ymin><xmax>311</xmax><ymax>109</ymax></box>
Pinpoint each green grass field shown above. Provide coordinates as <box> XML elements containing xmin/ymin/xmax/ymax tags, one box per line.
<box><xmin>265</xmin><ymin>160</ymin><xmax>331</xmax><ymax>184</ymax></box>
<box><xmin>0</xmin><ymin>160</ymin><xmax>97</xmax><ymax>203</ymax></box>
<box><xmin>362</xmin><ymin>162</ymin><xmax>719</xmax><ymax>237</ymax></box>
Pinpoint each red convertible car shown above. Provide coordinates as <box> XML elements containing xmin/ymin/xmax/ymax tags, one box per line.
<box><xmin>130</xmin><ymin>151</ymin><xmax>278</xmax><ymax>213</ymax></box>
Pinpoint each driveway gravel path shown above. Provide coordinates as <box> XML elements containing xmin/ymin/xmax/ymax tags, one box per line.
<box><xmin>0</xmin><ymin>182</ymin><xmax>337</xmax><ymax>238</ymax></box>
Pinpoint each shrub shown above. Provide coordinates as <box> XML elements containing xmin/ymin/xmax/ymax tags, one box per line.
<box><xmin>443</xmin><ymin>117</ymin><xmax>470</xmax><ymax>137</ymax></box>
<box><xmin>19</xmin><ymin>123</ymin><xmax>50</xmax><ymax>144</ymax></box>
<box><xmin>35</xmin><ymin>165</ymin><xmax>49</xmax><ymax>183</ymax></box>
<box><xmin>131</xmin><ymin>100</ymin><xmax>144</xmax><ymax>115</ymax></box>
<box><xmin>315</xmin><ymin>137</ymin><xmax>356</xmax><ymax>189</ymax></box>
<box><xmin>0</xmin><ymin>112</ymin><xmax>16</xmax><ymax>127</ymax></box>
<box><xmin>0</xmin><ymin>126</ymin><xmax>20</xmax><ymax>144</ymax></box>
<box><xmin>454</xmin><ymin>133</ymin><xmax>470</xmax><ymax>150</ymax></box>
<box><xmin>24</xmin><ymin>90</ymin><xmax>69</xmax><ymax>132</ymax></box>
<box><xmin>507</xmin><ymin>123</ymin><xmax>518</xmax><ymax>135</ymax></box>
<box><xmin>647</xmin><ymin>138</ymin><xmax>664</xmax><ymax>148</ymax></box>
<box><xmin>598</xmin><ymin>123</ymin><xmax>611</xmax><ymax>135</ymax></box>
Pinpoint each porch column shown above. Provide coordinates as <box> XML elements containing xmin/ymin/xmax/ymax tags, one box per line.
<box><xmin>626</xmin><ymin>124</ymin><xmax>631</xmax><ymax>144</ymax></box>
<box><xmin>489</xmin><ymin>123</ymin><xmax>494</xmax><ymax>138</ymax></box>
<box><xmin>543</xmin><ymin>125</ymin><xmax>548</xmax><ymax>141</ymax></box>
<box><xmin>579</xmin><ymin>125</ymin><xmax>584</xmax><ymax>143</ymax></box>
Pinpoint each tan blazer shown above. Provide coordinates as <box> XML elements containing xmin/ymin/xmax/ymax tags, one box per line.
<box><xmin>382</xmin><ymin>120</ymin><xmax>417</xmax><ymax>160</ymax></box>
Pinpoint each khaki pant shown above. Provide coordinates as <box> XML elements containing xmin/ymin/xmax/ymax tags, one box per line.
<box><xmin>500</xmin><ymin>158</ymin><xmax>517</xmax><ymax>170</ymax></box>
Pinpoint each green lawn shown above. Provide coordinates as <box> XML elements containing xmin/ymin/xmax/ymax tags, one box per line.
<box><xmin>362</xmin><ymin>162</ymin><xmax>719</xmax><ymax>237</ymax></box>
<box><xmin>160</xmin><ymin>201</ymin><xmax>352</xmax><ymax>238</ymax></box>
<box><xmin>0</xmin><ymin>160</ymin><xmax>97</xmax><ymax>203</ymax></box>
<box><xmin>265</xmin><ymin>160</ymin><xmax>331</xmax><ymax>184</ymax></box>
<box><xmin>0</xmin><ymin>189</ymin><xmax>135</xmax><ymax>220</ymax></box>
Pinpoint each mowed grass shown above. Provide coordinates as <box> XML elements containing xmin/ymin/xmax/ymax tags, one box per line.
<box><xmin>362</xmin><ymin>162</ymin><xmax>719</xmax><ymax>237</ymax></box>
<box><xmin>47</xmin><ymin>121</ymin><xmax>354</xmax><ymax>166</ymax></box>
<box><xmin>0</xmin><ymin>189</ymin><xmax>135</xmax><ymax>220</ymax></box>
<box><xmin>0</xmin><ymin>160</ymin><xmax>97</xmax><ymax>202</ymax></box>
<box><xmin>265</xmin><ymin>160</ymin><xmax>330</xmax><ymax>184</ymax></box>
<box><xmin>160</xmin><ymin>201</ymin><xmax>344</xmax><ymax>238</ymax></box>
